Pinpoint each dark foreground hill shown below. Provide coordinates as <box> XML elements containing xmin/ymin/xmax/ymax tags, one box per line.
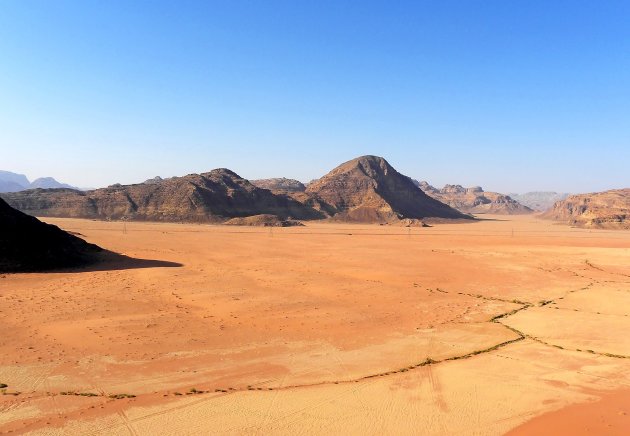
<box><xmin>0</xmin><ymin>198</ymin><xmax>102</xmax><ymax>272</ymax></box>
<box><xmin>1</xmin><ymin>169</ymin><xmax>323</xmax><ymax>223</ymax></box>
<box><xmin>305</xmin><ymin>156</ymin><xmax>470</xmax><ymax>223</ymax></box>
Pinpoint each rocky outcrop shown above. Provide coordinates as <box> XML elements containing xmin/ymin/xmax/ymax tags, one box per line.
<box><xmin>305</xmin><ymin>156</ymin><xmax>470</xmax><ymax>223</ymax></box>
<box><xmin>224</xmin><ymin>214</ymin><xmax>304</xmax><ymax>227</ymax></box>
<box><xmin>419</xmin><ymin>182</ymin><xmax>533</xmax><ymax>215</ymax></box>
<box><xmin>540</xmin><ymin>189</ymin><xmax>630</xmax><ymax>229</ymax></box>
<box><xmin>0</xmin><ymin>169</ymin><xmax>323</xmax><ymax>223</ymax></box>
<box><xmin>251</xmin><ymin>178</ymin><xmax>306</xmax><ymax>193</ymax></box>
<box><xmin>143</xmin><ymin>176</ymin><xmax>164</xmax><ymax>185</ymax></box>
<box><xmin>508</xmin><ymin>192</ymin><xmax>569</xmax><ymax>211</ymax></box>
<box><xmin>0</xmin><ymin>198</ymin><xmax>102</xmax><ymax>272</ymax></box>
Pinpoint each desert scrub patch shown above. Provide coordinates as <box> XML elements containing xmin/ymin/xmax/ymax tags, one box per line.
<box><xmin>109</xmin><ymin>393</ymin><xmax>136</xmax><ymax>399</ymax></box>
<box><xmin>61</xmin><ymin>391</ymin><xmax>99</xmax><ymax>397</ymax></box>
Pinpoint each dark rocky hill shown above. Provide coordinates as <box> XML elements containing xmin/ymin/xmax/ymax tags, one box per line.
<box><xmin>305</xmin><ymin>156</ymin><xmax>470</xmax><ymax>223</ymax></box>
<box><xmin>0</xmin><ymin>198</ymin><xmax>102</xmax><ymax>272</ymax></box>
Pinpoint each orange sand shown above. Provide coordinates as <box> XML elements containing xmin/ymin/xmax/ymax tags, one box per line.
<box><xmin>1</xmin><ymin>215</ymin><xmax>629</xmax><ymax>434</ymax></box>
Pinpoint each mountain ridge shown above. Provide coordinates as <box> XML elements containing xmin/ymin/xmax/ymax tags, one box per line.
<box><xmin>418</xmin><ymin>182</ymin><xmax>533</xmax><ymax>215</ymax></box>
<box><xmin>540</xmin><ymin>188</ymin><xmax>630</xmax><ymax>229</ymax></box>
<box><xmin>2</xmin><ymin>156</ymin><xmax>488</xmax><ymax>224</ymax></box>
<box><xmin>0</xmin><ymin>170</ymin><xmax>80</xmax><ymax>192</ymax></box>
<box><xmin>1</xmin><ymin>169</ymin><xmax>323</xmax><ymax>223</ymax></box>
<box><xmin>508</xmin><ymin>191</ymin><xmax>570</xmax><ymax>211</ymax></box>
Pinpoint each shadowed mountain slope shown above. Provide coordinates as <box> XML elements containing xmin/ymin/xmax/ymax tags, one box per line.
<box><xmin>0</xmin><ymin>198</ymin><xmax>102</xmax><ymax>272</ymax></box>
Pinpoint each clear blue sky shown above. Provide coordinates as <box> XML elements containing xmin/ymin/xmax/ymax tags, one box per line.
<box><xmin>1</xmin><ymin>0</ymin><xmax>629</xmax><ymax>193</ymax></box>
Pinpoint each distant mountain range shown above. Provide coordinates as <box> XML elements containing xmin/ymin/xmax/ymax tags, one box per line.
<box><xmin>0</xmin><ymin>156</ymin><xmax>469</xmax><ymax>225</ymax></box>
<box><xmin>0</xmin><ymin>170</ymin><xmax>80</xmax><ymax>193</ymax></box>
<box><xmin>507</xmin><ymin>192</ymin><xmax>570</xmax><ymax>211</ymax></box>
<box><xmin>2</xmin><ymin>160</ymin><xmax>626</xmax><ymax>229</ymax></box>
<box><xmin>416</xmin><ymin>181</ymin><xmax>533</xmax><ymax>215</ymax></box>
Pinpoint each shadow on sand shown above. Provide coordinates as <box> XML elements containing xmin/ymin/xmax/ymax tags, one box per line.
<box><xmin>469</xmin><ymin>216</ymin><xmax>509</xmax><ymax>222</ymax></box>
<box><xmin>61</xmin><ymin>251</ymin><xmax>183</xmax><ymax>273</ymax></box>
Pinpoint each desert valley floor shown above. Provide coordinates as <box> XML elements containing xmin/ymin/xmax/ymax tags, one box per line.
<box><xmin>1</xmin><ymin>215</ymin><xmax>630</xmax><ymax>435</ymax></box>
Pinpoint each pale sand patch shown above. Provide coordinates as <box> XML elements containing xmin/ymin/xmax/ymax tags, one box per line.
<box><xmin>28</xmin><ymin>342</ymin><xmax>630</xmax><ymax>435</ymax></box>
<box><xmin>507</xmin><ymin>388</ymin><xmax>630</xmax><ymax>435</ymax></box>
<box><xmin>505</xmin><ymin>305</ymin><xmax>630</xmax><ymax>356</ymax></box>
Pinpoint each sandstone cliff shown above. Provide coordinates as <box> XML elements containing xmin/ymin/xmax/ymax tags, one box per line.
<box><xmin>419</xmin><ymin>182</ymin><xmax>532</xmax><ymax>215</ymax></box>
<box><xmin>540</xmin><ymin>189</ymin><xmax>630</xmax><ymax>229</ymax></box>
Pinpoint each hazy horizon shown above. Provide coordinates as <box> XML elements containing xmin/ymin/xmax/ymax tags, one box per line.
<box><xmin>2</xmin><ymin>1</ymin><xmax>629</xmax><ymax>193</ymax></box>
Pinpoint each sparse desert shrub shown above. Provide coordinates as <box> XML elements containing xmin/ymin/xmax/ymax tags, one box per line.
<box><xmin>109</xmin><ymin>393</ymin><xmax>136</xmax><ymax>399</ymax></box>
<box><xmin>61</xmin><ymin>391</ymin><xmax>99</xmax><ymax>397</ymax></box>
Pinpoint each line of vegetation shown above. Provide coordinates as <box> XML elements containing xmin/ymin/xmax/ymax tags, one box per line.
<box><xmin>60</xmin><ymin>391</ymin><xmax>100</xmax><ymax>397</ymax></box>
<box><xmin>109</xmin><ymin>393</ymin><xmax>136</xmax><ymax>399</ymax></box>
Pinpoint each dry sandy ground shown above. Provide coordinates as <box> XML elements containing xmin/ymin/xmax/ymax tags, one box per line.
<box><xmin>1</xmin><ymin>215</ymin><xmax>629</xmax><ymax>435</ymax></box>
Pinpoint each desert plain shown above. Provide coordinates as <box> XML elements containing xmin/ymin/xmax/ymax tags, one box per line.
<box><xmin>1</xmin><ymin>215</ymin><xmax>629</xmax><ymax>435</ymax></box>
